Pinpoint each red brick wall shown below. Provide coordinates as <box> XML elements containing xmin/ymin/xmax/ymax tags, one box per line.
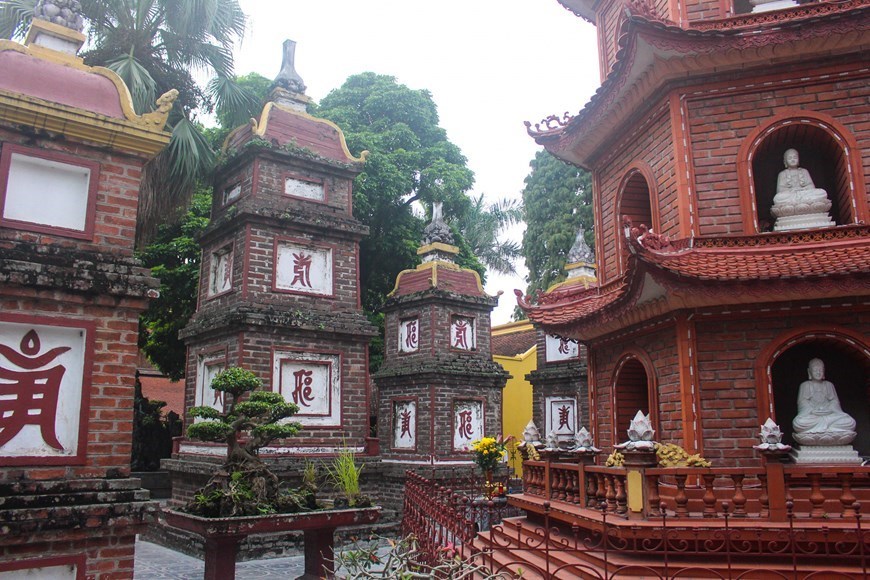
<box><xmin>0</xmin><ymin>131</ymin><xmax>145</xmax><ymax>257</ymax></box>
<box><xmin>595</xmin><ymin>105</ymin><xmax>674</xmax><ymax>283</ymax></box>
<box><xmin>682</xmin><ymin>0</ymin><xmax>726</xmax><ymax>22</ymax></box>
<box><xmin>686</xmin><ymin>65</ymin><xmax>870</xmax><ymax>236</ymax></box>
<box><xmin>590</xmin><ymin>322</ymin><xmax>681</xmax><ymax>450</ymax></box>
<box><xmin>184</xmin><ymin>331</ymin><xmax>370</xmax><ymax>448</ymax></box>
<box><xmin>596</xmin><ymin>2</ymin><xmax>625</xmax><ymax>82</ymax></box>
<box><xmin>694</xmin><ymin>302</ymin><xmax>870</xmax><ymax>466</ymax></box>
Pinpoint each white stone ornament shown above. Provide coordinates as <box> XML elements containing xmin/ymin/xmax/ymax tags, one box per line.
<box><xmin>522</xmin><ymin>420</ymin><xmax>542</xmax><ymax>445</ymax></box>
<box><xmin>545</xmin><ymin>430</ymin><xmax>559</xmax><ymax>450</ymax></box>
<box><xmin>573</xmin><ymin>426</ymin><xmax>601</xmax><ymax>453</ymax></box>
<box><xmin>753</xmin><ymin>418</ymin><xmax>791</xmax><ymax>451</ymax></box>
<box><xmin>615</xmin><ymin>410</ymin><xmax>656</xmax><ymax>451</ymax></box>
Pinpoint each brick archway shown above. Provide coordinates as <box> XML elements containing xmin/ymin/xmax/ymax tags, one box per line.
<box><xmin>737</xmin><ymin>111</ymin><xmax>868</xmax><ymax>233</ymax></box>
<box><xmin>611</xmin><ymin>348</ymin><xmax>659</xmax><ymax>444</ymax></box>
<box><xmin>755</xmin><ymin>327</ymin><xmax>870</xmax><ymax>451</ymax></box>
<box><xmin>614</xmin><ymin>162</ymin><xmax>660</xmax><ymax>274</ymax></box>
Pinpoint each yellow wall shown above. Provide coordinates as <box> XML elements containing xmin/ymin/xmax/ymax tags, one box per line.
<box><xmin>492</xmin><ymin>321</ymin><xmax>536</xmax><ymax>476</ymax></box>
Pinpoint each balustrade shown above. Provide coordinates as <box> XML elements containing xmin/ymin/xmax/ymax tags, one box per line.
<box><xmin>518</xmin><ymin>459</ymin><xmax>870</xmax><ymax>523</ymax></box>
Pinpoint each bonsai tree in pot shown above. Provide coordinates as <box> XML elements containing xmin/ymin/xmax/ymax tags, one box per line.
<box><xmin>185</xmin><ymin>367</ymin><xmax>307</xmax><ymax>517</ymax></box>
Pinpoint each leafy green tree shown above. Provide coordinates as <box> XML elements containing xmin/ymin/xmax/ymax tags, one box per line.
<box><xmin>0</xmin><ymin>0</ymin><xmax>261</xmax><ymax>245</ymax></box>
<box><xmin>138</xmin><ymin>189</ymin><xmax>211</xmax><ymax>380</ymax></box>
<box><xmin>314</xmin><ymin>73</ymin><xmax>478</xmax><ymax>314</ymax></box>
<box><xmin>522</xmin><ymin>150</ymin><xmax>594</xmax><ymax>298</ymax></box>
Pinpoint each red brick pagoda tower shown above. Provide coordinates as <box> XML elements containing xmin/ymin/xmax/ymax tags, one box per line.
<box><xmin>374</xmin><ymin>203</ymin><xmax>508</xmax><ymax>510</ymax></box>
<box><xmin>0</xmin><ymin>11</ymin><xmax>172</xmax><ymax>579</ymax></box>
<box><xmin>165</xmin><ymin>41</ymin><xmax>376</xmax><ymax>502</ymax></box>
<box><xmin>521</xmin><ymin>0</ymin><xmax>870</xmax><ymax>464</ymax></box>
<box><xmin>496</xmin><ymin>0</ymin><xmax>870</xmax><ymax>575</ymax></box>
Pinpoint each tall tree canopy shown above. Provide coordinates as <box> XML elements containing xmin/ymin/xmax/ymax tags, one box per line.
<box><xmin>454</xmin><ymin>194</ymin><xmax>523</xmax><ymax>277</ymax></box>
<box><xmin>314</xmin><ymin>72</ymin><xmax>481</xmax><ymax>314</ymax></box>
<box><xmin>522</xmin><ymin>150</ymin><xmax>594</xmax><ymax>298</ymax></box>
<box><xmin>0</xmin><ymin>0</ymin><xmax>262</xmax><ymax>245</ymax></box>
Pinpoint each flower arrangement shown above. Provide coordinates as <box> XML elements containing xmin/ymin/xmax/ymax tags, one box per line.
<box><xmin>605</xmin><ymin>450</ymin><xmax>625</xmax><ymax>467</ymax></box>
<box><xmin>469</xmin><ymin>435</ymin><xmax>512</xmax><ymax>472</ymax></box>
<box><xmin>655</xmin><ymin>442</ymin><xmax>712</xmax><ymax>468</ymax></box>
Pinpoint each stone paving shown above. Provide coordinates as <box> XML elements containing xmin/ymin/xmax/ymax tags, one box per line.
<box><xmin>134</xmin><ymin>539</ymin><xmax>306</xmax><ymax>579</ymax></box>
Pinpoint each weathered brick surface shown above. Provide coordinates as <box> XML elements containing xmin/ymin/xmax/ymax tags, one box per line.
<box><xmin>686</xmin><ymin>65</ymin><xmax>870</xmax><ymax>236</ymax></box>
<box><xmin>596</xmin><ymin>106</ymin><xmax>674</xmax><ymax>283</ymax></box>
<box><xmin>0</xmin><ymin>130</ymin><xmax>146</xmax><ymax>257</ymax></box>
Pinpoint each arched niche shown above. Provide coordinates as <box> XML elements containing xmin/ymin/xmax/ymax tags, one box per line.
<box><xmin>768</xmin><ymin>336</ymin><xmax>870</xmax><ymax>455</ymax></box>
<box><xmin>612</xmin><ymin>351</ymin><xmax>657</xmax><ymax>441</ymax></box>
<box><xmin>615</xmin><ymin>164</ymin><xmax>659</xmax><ymax>273</ymax></box>
<box><xmin>739</xmin><ymin>113</ymin><xmax>867</xmax><ymax>233</ymax></box>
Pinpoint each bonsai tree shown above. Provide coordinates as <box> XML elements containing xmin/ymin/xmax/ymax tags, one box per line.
<box><xmin>185</xmin><ymin>367</ymin><xmax>305</xmax><ymax>517</ymax></box>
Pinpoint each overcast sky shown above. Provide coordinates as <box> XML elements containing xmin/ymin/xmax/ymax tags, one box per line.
<box><xmin>233</xmin><ymin>0</ymin><xmax>600</xmax><ymax>324</ymax></box>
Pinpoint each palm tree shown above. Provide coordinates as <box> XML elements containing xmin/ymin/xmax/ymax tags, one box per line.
<box><xmin>453</xmin><ymin>194</ymin><xmax>524</xmax><ymax>276</ymax></box>
<box><xmin>0</xmin><ymin>0</ymin><xmax>262</xmax><ymax>245</ymax></box>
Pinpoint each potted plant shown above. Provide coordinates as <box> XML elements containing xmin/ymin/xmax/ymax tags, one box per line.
<box><xmin>163</xmin><ymin>367</ymin><xmax>380</xmax><ymax>580</ymax></box>
<box><xmin>470</xmin><ymin>435</ymin><xmax>511</xmax><ymax>498</ymax></box>
<box><xmin>325</xmin><ymin>445</ymin><xmax>371</xmax><ymax>508</ymax></box>
<box><xmin>183</xmin><ymin>367</ymin><xmax>306</xmax><ymax>517</ymax></box>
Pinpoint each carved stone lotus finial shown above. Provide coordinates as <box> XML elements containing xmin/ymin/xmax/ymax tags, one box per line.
<box><xmin>545</xmin><ymin>430</ymin><xmax>559</xmax><ymax>450</ymax></box>
<box><xmin>572</xmin><ymin>427</ymin><xmax>601</xmax><ymax>453</ymax></box>
<box><xmin>34</xmin><ymin>0</ymin><xmax>85</xmax><ymax>32</ymax></box>
<box><xmin>754</xmin><ymin>417</ymin><xmax>791</xmax><ymax>452</ymax></box>
<box><xmin>615</xmin><ymin>410</ymin><xmax>657</xmax><ymax>451</ymax></box>
<box><xmin>422</xmin><ymin>201</ymin><xmax>454</xmax><ymax>246</ymax></box>
<box><xmin>522</xmin><ymin>420</ymin><xmax>542</xmax><ymax>444</ymax></box>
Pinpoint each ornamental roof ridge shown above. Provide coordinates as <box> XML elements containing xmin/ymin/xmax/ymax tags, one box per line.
<box><xmin>525</xmin><ymin>1</ymin><xmax>869</xmax><ymax>164</ymax></box>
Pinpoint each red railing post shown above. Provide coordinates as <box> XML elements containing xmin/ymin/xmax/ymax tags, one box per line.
<box><xmin>763</xmin><ymin>453</ymin><xmax>788</xmax><ymax>522</ymax></box>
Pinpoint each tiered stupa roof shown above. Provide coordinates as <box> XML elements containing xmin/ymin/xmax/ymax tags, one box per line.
<box><xmin>518</xmin><ymin>222</ymin><xmax>870</xmax><ymax>340</ymax></box>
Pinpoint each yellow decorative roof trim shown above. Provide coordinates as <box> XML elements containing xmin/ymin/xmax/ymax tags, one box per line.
<box><xmin>546</xmin><ymin>275</ymin><xmax>597</xmax><ymax>293</ymax></box>
<box><xmin>223</xmin><ymin>101</ymin><xmax>367</xmax><ymax>164</ymax></box>
<box><xmin>416</xmin><ymin>241</ymin><xmax>459</xmax><ymax>256</ymax></box>
<box><xmin>0</xmin><ymin>40</ymin><xmax>169</xmax><ymax>128</ymax></box>
<box><xmin>565</xmin><ymin>260</ymin><xmax>596</xmax><ymax>271</ymax></box>
<box><xmin>0</xmin><ymin>91</ymin><xmax>171</xmax><ymax>157</ymax></box>
<box><xmin>493</xmin><ymin>345</ymin><xmax>537</xmax><ymax>362</ymax></box>
<box><xmin>491</xmin><ymin>320</ymin><xmax>534</xmax><ymax>335</ymax></box>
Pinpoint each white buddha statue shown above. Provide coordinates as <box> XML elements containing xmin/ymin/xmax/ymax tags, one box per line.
<box><xmin>770</xmin><ymin>149</ymin><xmax>834</xmax><ymax>231</ymax></box>
<box><xmin>792</xmin><ymin>358</ymin><xmax>856</xmax><ymax>446</ymax></box>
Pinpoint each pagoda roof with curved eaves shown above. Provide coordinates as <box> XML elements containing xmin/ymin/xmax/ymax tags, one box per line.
<box><xmin>528</xmin><ymin>0</ymin><xmax>870</xmax><ymax>168</ymax></box>
<box><xmin>518</xmin><ymin>224</ymin><xmax>870</xmax><ymax>341</ymax></box>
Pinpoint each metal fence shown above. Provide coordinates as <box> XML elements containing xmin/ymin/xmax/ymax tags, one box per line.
<box><xmin>402</xmin><ymin>470</ymin><xmax>870</xmax><ymax>579</ymax></box>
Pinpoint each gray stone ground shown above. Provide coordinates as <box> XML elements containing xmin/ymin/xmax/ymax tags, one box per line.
<box><xmin>134</xmin><ymin>538</ymin><xmax>307</xmax><ymax>579</ymax></box>
<box><xmin>134</xmin><ymin>537</ymin><xmax>390</xmax><ymax>579</ymax></box>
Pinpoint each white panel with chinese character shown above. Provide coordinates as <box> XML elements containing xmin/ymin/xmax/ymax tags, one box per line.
<box><xmin>222</xmin><ymin>183</ymin><xmax>241</xmax><ymax>205</ymax></box>
<box><xmin>275</xmin><ymin>242</ymin><xmax>333</xmax><ymax>296</ymax></box>
<box><xmin>194</xmin><ymin>357</ymin><xmax>226</xmax><ymax>421</ymax></box>
<box><xmin>546</xmin><ymin>397</ymin><xmax>577</xmax><ymax>437</ymax></box>
<box><xmin>0</xmin><ymin>564</ymin><xmax>78</xmax><ymax>579</ymax></box>
<box><xmin>392</xmin><ymin>400</ymin><xmax>416</xmax><ymax>450</ymax></box>
<box><xmin>0</xmin><ymin>322</ymin><xmax>86</xmax><ymax>458</ymax></box>
<box><xmin>545</xmin><ymin>335</ymin><xmax>579</xmax><ymax>362</ymax></box>
<box><xmin>398</xmin><ymin>318</ymin><xmax>419</xmax><ymax>353</ymax></box>
<box><xmin>453</xmin><ymin>399</ymin><xmax>484</xmax><ymax>451</ymax></box>
<box><xmin>451</xmin><ymin>316</ymin><xmax>476</xmax><ymax>350</ymax></box>
<box><xmin>273</xmin><ymin>351</ymin><xmax>340</xmax><ymax>427</ymax></box>
<box><xmin>208</xmin><ymin>247</ymin><xmax>233</xmax><ymax>297</ymax></box>
<box><xmin>285</xmin><ymin>176</ymin><xmax>324</xmax><ymax>201</ymax></box>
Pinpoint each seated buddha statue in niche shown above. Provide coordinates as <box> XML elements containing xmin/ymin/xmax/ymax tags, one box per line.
<box><xmin>792</xmin><ymin>358</ymin><xmax>856</xmax><ymax>446</ymax></box>
<box><xmin>770</xmin><ymin>148</ymin><xmax>835</xmax><ymax>231</ymax></box>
